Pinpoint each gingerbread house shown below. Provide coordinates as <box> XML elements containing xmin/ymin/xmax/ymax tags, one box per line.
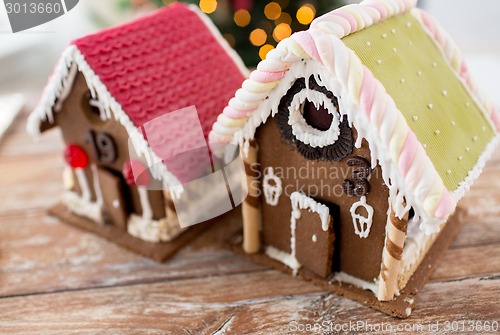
<box><xmin>209</xmin><ymin>0</ymin><xmax>499</xmax><ymax>317</ymax></box>
<box><xmin>28</xmin><ymin>3</ymin><xmax>247</xmax><ymax>261</ymax></box>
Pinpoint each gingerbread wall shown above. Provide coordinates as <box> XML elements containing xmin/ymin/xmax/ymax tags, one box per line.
<box><xmin>51</xmin><ymin>72</ymin><xmax>166</xmax><ymax>225</ymax></box>
<box><xmin>255</xmin><ymin>77</ymin><xmax>391</xmax><ymax>283</ymax></box>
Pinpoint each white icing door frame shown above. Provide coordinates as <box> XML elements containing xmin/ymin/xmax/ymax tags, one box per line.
<box><xmin>289</xmin><ymin>192</ymin><xmax>333</xmax><ymax>277</ymax></box>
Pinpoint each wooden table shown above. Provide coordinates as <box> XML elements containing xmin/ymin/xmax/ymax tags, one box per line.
<box><xmin>1</xmin><ymin>109</ymin><xmax>499</xmax><ymax>334</ymax></box>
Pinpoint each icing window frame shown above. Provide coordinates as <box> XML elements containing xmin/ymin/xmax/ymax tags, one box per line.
<box><xmin>275</xmin><ymin>75</ymin><xmax>354</xmax><ymax>162</ymax></box>
<box><xmin>288</xmin><ymin>87</ymin><xmax>341</xmax><ymax>148</ymax></box>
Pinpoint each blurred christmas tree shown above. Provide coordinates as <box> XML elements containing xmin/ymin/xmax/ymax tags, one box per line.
<box><xmin>121</xmin><ymin>0</ymin><xmax>343</xmax><ymax>67</ymax></box>
<box><xmin>181</xmin><ymin>0</ymin><xmax>343</xmax><ymax>66</ymax></box>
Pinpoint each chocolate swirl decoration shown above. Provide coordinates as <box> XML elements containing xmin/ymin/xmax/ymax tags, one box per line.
<box><xmin>343</xmin><ymin>156</ymin><xmax>371</xmax><ymax>197</ymax></box>
<box><xmin>275</xmin><ymin>76</ymin><xmax>354</xmax><ymax>162</ymax></box>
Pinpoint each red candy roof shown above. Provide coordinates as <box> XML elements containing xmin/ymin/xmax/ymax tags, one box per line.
<box><xmin>72</xmin><ymin>3</ymin><xmax>246</xmax><ymax>140</ymax></box>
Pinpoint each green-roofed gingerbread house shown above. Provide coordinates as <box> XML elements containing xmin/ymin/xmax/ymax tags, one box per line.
<box><xmin>209</xmin><ymin>0</ymin><xmax>499</xmax><ymax>317</ymax></box>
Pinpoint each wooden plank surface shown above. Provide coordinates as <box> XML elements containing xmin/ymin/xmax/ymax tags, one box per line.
<box><xmin>0</xmin><ymin>111</ymin><xmax>499</xmax><ymax>334</ymax></box>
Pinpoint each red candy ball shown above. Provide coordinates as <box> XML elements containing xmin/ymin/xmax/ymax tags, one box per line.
<box><xmin>64</xmin><ymin>144</ymin><xmax>89</xmax><ymax>169</ymax></box>
<box><xmin>122</xmin><ymin>160</ymin><xmax>150</xmax><ymax>186</ymax></box>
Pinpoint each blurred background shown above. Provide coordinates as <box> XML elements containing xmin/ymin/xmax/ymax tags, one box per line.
<box><xmin>0</xmin><ymin>0</ymin><xmax>499</xmax><ymax>123</ymax></box>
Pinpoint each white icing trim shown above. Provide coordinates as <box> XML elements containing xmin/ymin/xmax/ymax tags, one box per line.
<box><xmin>330</xmin><ymin>271</ymin><xmax>378</xmax><ymax>295</ymax></box>
<box><xmin>349</xmin><ymin>196</ymin><xmax>374</xmax><ymax>239</ymax></box>
<box><xmin>62</xmin><ymin>191</ymin><xmax>102</xmax><ymax>223</ymax></box>
<box><xmin>62</xmin><ymin>166</ymin><xmax>74</xmax><ymax>190</ymax></box>
<box><xmin>187</xmin><ymin>4</ymin><xmax>250</xmax><ymax>78</ymax></box>
<box><xmin>27</xmin><ymin>45</ymin><xmax>182</xmax><ymax>189</ymax></box>
<box><xmin>127</xmin><ymin>214</ymin><xmax>185</xmax><ymax>243</ymax></box>
<box><xmin>288</xmin><ymin>88</ymin><xmax>341</xmax><ymax>148</ymax></box>
<box><xmin>138</xmin><ymin>186</ymin><xmax>153</xmax><ymax>220</ymax></box>
<box><xmin>451</xmin><ymin>134</ymin><xmax>500</xmax><ymax>205</ymax></box>
<box><xmin>265</xmin><ymin>246</ymin><xmax>301</xmax><ymax>273</ymax></box>
<box><xmin>291</xmin><ymin>191</ymin><xmax>331</xmax><ymax>232</ymax></box>
<box><xmin>54</xmin><ymin>62</ymin><xmax>77</xmax><ymax>112</ymax></box>
<box><xmin>74</xmin><ymin>168</ymin><xmax>91</xmax><ymax>202</ymax></box>
<box><xmin>262</xmin><ymin>167</ymin><xmax>282</xmax><ymax>206</ymax></box>
<box><xmin>91</xmin><ymin>164</ymin><xmax>104</xmax><ymax>207</ymax></box>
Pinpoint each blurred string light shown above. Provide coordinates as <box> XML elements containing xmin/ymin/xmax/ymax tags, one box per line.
<box><xmin>259</xmin><ymin>44</ymin><xmax>274</xmax><ymax>60</ymax></box>
<box><xmin>249</xmin><ymin>28</ymin><xmax>267</xmax><ymax>46</ymax></box>
<box><xmin>273</xmin><ymin>23</ymin><xmax>291</xmax><ymax>42</ymax></box>
<box><xmin>275</xmin><ymin>12</ymin><xmax>292</xmax><ymax>25</ymax></box>
<box><xmin>264</xmin><ymin>2</ymin><xmax>281</xmax><ymax>20</ymax></box>
<box><xmin>234</xmin><ymin>9</ymin><xmax>251</xmax><ymax>27</ymax></box>
<box><xmin>296</xmin><ymin>4</ymin><xmax>316</xmax><ymax>25</ymax></box>
<box><xmin>199</xmin><ymin>0</ymin><xmax>217</xmax><ymax>14</ymax></box>
<box><xmin>189</xmin><ymin>0</ymin><xmax>340</xmax><ymax>65</ymax></box>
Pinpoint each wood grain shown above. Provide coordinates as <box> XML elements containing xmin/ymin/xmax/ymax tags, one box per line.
<box><xmin>0</xmin><ymin>112</ymin><xmax>499</xmax><ymax>333</ymax></box>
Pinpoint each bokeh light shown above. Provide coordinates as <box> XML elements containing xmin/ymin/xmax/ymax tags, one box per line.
<box><xmin>234</xmin><ymin>9</ymin><xmax>251</xmax><ymax>27</ymax></box>
<box><xmin>273</xmin><ymin>23</ymin><xmax>292</xmax><ymax>42</ymax></box>
<box><xmin>250</xmin><ymin>28</ymin><xmax>268</xmax><ymax>46</ymax></box>
<box><xmin>264</xmin><ymin>2</ymin><xmax>282</xmax><ymax>20</ymax></box>
<box><xmin>296</xmin><ymin>4</ymin><xmax>316</xmax><ymax>25</ymax></box>
<box><xmin>259</xmin><ymin>44</ymin><xmax>274</xmax><ymax>60</ymax></box>
<box><xmin>199</xmin><ymin>0</ymin><xmax>217</xmax><ymax>14</ymax></box>
<box><xmin>275</xmin><ymin>12</ymin><xmax>292</xmax><ymax>25</ymax></box>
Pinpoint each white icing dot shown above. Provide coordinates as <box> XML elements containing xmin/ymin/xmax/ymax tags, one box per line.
<box><xmin>366</xmin><ymin>41</ymin><xmax>371</xmax><ymax>46</ymax></box>
<box><xmin>405</xmin><ymin>307</ymin><xmax>412</xmax><ymax>317</ymax></box>
<box><xmin>406</xmin><ymin>21</ymin><xmax>412</xmax><ymax>28</ymax></box>
<box><xmin>432</xmin><ymin>62</ymin><xmax>438</xmax><ymax>68</ymax></box>
<box><xmin>427</xmin><ymin>103</ymin><xmax>434</xmax><ymax>110</ymax></box>
<box><xmin>112</xmin><ymin>199</ymin><xmax>120</xmax><ymax>208</ymax></box>
<box><xmin>442</xmin><ymin>90</ymin><xmax>448</xmax><ymax>96</ymax></box>
<box><xmin>458</xmin><ymin>156</ymin><xmax>463</xmax><ymax>161</ymax></box>
<box><xmin>400</xmin><ymin>78</ymin><xmax>406</xmax><ymax>84</ymax></box>
<box><xmin>465</xmin><ymin>102</ymin><xmax>471</xmax><ymax>107</ymax></box>
<box><xmin>423</xmin><ymin>144</ymin><xmax>427</xmax><ymax>149</ymax></box>
<box><xmin>382</xmin><ymin>33</ymin><xmax>388</xmax><ymax>39</ymax></box>
<box><xmin>391</xmin><ymin>28</ymin><xmax>396</xmax><ymax>34</ymax></box>
<box><xmin>447</xmin><ymin>170</ymin><xmax>452</xmax><ymax>175</ymax></box>
<box><xmin>451</xmin><ymin>120</ymin><xmax>456</xmax><ymax>126</ymax></box>
<box><xmin>312</xmin><ymin>234</ymin><xmax>317</xmax><ymax>242</ymax></box>
<box><xmin>466</xmin><ymin>147</ymin><xmax>470</xmax><ymax>152</ymax></box>
<box><xmin>435</xmin><ymin>130</ymin><xmax>441</xmax><ymax>135</ymax></box>
<box><xmin>473</xmin><ymin>136</ymin><xmax>478</xmax><ymax>142</ymax></box>
<box><xmin>392</xmin><ymin>47</ymin><xmax>397</xmax><ymax>53</ymax></box>
<box><xmin>376</xmin><ymin>59</ymin><xmax>382</xmax><ymax>65</ymax></box>
<box><xmin>408</xmin><ymin>40</ymin><xmax>413</xmax><ymax>46</ymax></box>
<box><xmin>412</xmin><ymin>115</ymin><xmax>418</xmax><ymax>121</ymax></box>
<box><xmin>417</xmin><ymin>70</ymin><xmax>423</xmax><ymax>76</ymax></box>
<box><xmin>482</xmin><ymin>126</ymin><xmax>487</xmax><ymax>131</ymax></box>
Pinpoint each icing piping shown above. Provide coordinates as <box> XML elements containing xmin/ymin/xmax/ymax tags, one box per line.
<box><xmin>62</xmin><ymin>191</ymin><xmax>102</xmax><ymax>223</ymax></box>
<box><xmin>262</xmin><ymin>167</ymin><xmax>283</xmax><ymax>206</ymax></box>
<box><xmin>137</xmin><ymin>186</ymin><xmax>153</xmax><ymax>220</ymax></box>
<box><xmin>54</xmin><ymin>62</ymin><xmax>78</xmax><ymax>112</ymax></box>
<box><xmin>330</xmin><ymin>271</ymin><xmax>378</xmax><ymax>294</ymax></box>
<box><xmin>127</xmin><ymin>214</ymin><xmax>185</xmax><ymax>243</ymax></box>
<box><xmin>74</xmin><ymin>168</ymin><xmax>91</xmax><ymax>202</ymax></box>
<box><xmin>349</xmin><ymin>196</ymin><xmax>374</xmax><ymax>238</ymax></box>
<box><xmin>288</xmin><ymin>88</ymin><xmax>341</xmax><ymax>148</ymax></box>
<box><xmin>91</xmin><ymin>164</ymin><xmax>104</xmax><ymax>207</ymax></box>
<box><xmin>266</xmin><ymin>192</ymin><xmax>331</xmax><ymax>276</ymax></box>
<box><xmin>291</xmin><ymin>191</ymin><xmax>331</xmax><ymax>232</ymax></box>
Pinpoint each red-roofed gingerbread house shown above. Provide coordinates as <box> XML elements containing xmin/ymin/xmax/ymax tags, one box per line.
<box><xmin>28</xmin><ymin>3</ymin><xmax>247</xmax><ymax>261</ymax></box>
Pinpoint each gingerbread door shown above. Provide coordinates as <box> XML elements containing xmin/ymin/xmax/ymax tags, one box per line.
<box><xmin>291</xmin><ymin>192</ymin><xmax>335</xmax><ymax>279</ymax></box>
<box><xmin>96</xmin><ymin>168</ymin><xmax>128</xmax><ymax>229</ymax></box>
